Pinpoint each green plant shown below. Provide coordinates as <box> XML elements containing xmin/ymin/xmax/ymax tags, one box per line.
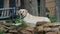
<box><xmin>5</xmin><ymin>15</ymin><xmax>27</xmax><ymax>29</ymax></box>
<box><xmin>0</xmin><ymin>31</ymin><xmax>4</xmax><ymax>34</ymax></box>
<box><xmin>50</xmin><ymin>16</ymin><xmax>57</xmax><ymax>23</ymax></box>
<box><xmin>5</xmin><ymin>15</ymin><xmax>20</xmax><ymax>23</ymax></box>
<box><xmin>45</xmin><ymin>8</ymin><xmax>57</xmax><ymax>22</ymax></box>
<box><xmin>9</xmin><ymin>19</ymin><xmax>27</xmax><ymax>29</ymax></box>
<box><xmin>5</xmin><ymin>20</ymin><xmax>12</xmax><ymax>23</ymax></box>
<box><xmin>14</xmin><ymin>16</ymin><xmax>20</xmax><ymax>23</ymax></box>
<box><xmin>46</xmin><ymin>8</ymin><xmax>50</xmax><ymax>18</ymax></box>
<box><xmin>0</xmin><ymin>29</ymin><xmax>8</xmax><ymax>34</ymax></box>
<box><xmin>12</xmin><ymin>18</ymin><xmax>27</xmax><ymax>29</ymax></box>
<box><xmin>14</xmin><ymin>16</ymin><xmax>27</xmax><ymax>29</ymax></box>
<box><xmin>19</xmin><ymin>19</ymin><xmax>27</xmax><ymax>29</ymax></box>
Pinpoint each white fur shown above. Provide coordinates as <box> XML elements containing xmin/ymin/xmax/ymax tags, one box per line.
<box><xmin>23</xmin><ymin>13</ymin><xmax>51</xmax><ymax>27</ymax></box>
<box><xmin>18</xmin><ymin>9</ymin><xmax>51</xmax><ymax>27</ymax></box>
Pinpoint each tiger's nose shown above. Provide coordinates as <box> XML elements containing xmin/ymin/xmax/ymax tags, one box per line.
<box><xmin>21</xmin><ymin>13</ymin><xmax>23</xmax><ymax>15</ymax></box>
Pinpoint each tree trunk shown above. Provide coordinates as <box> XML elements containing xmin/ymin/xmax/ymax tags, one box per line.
<box><xmin>55</xmin><ymin>0</ymin><xmax>60</xmax><ymax>22</ymax></box>
<box><xmin>40</xmin><ymin>0</ymin><xmax>46</xmax><ymax>16</ymax></box>
<box><xmin>24</xmin><ymin>0</ymin><xmax>38</xmax><ymax>16</ymax></box>
<box><xmin>20</xmin><ymin>0</ymin><xmax>25</xmax><ymax>9</ymax></box>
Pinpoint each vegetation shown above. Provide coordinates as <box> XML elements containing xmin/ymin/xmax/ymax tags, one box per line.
<box><xmin>0</xmin><ymin>28</ymin><xmax>8</xmax><ymax>34</ymax></box>
<box><xmin>0</xmin><ymin>16</ymin><xmax>27</xmax><ymax>34</ymax></box>
<box><xmin>50</xmin><ymin>16</ymin><xmax>57</xmax><ymax>23</ymax></box>
<box><xmin>45</xmin><ymin>8</ymin><xmax>57</xmax><ymax>23</ymax></box>
<box><xmin>5</xmin><ymin>15</ymin><xmax>27</xmax><ymax>29</ymax></box>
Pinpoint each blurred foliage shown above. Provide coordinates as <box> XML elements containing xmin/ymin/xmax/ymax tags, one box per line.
<box><xmin>50</xmin><ymin>16</ymin><xmax>57</xmax><ymax>23</ymax></box>
<box><xmin>5</xmin><ymin>20</ymin><xmax>12</xmax><ymax>23</ymax></box>
<box><xmin>5</xmin><ymin>15</ymin><xmax>20</xmax><ymax>23</ymax></box>
<box><xmin>0</xmin><ymin>29</ymin><xmax>8</xmax><ymax>34</ymax></box>
<box><xmin>46</xmin><ymin>8</ymin><xmax>57</xmax><ymax>22</ymax></box>
<box><xmin>46</xmin><ymin>8</ymin><xmax>50</xmax><ymax>12</ymax></box>
<box><xmin>0</xmin><ymin>31</ymin><xmax>4</xmax><ymax>34</ymax></box>
<box><xmin>19</xmin><ymin>19</ymin><xmax>27</xmax><ymax>29</ymax></box>
<box><xmin>46</xmin><ymin>8</ymin><xmax>50</xmax><ymax>18</ymax></box>
<box><xmin>5</xmin><ymin>15</ymin><xmax>27</xmax><ymax>29</ymax></box>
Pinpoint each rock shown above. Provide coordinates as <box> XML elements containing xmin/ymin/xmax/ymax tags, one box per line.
<box><xmin>36</xmin><ymin>21</ymin><xmax>46</xmax><ymax>26</ymax></box>
<box><xmin>0</xmin><ymin>27</ymin><xmax>5</xmax><ymax>31</ymax></box>
<box><xmin>37</xmin><ymin>31</ymin><xmax>45</xmax><ymax>34</ymax></box>
<box><xmin>36</xmin><ymin>26</ymin><xmax>43</xmax><ymax>31</ymax></box>
<box><xmin>20</xmin><ymin>29</ymin><xmax>32</xmax><ymax>34</ymax></box>
<box><xmin>1</xmin><ymin>25</ymin><xmax>11</xmax><ymax>29</ymax></box>
<box><xmin>36</xmin><ymin>22</ymin><xmax>53</xmax><ymax>31</ymax></box>
<box><xmin>18</xmin><ymin>26</ymin><xmax>34</xmax><ymax>34</ymax></box>
<box><xmin>5</xmin><ymin>33</ymin><xmax>12</xmax><ymax>34</ymax></box>
<box><xmin>24</xmin><ymin>26</ymin><xmax>34</xmax><ymax>32</ymax></box>
<box><xmin>51</xmin><ymin>26</ymin><xmax>59</xmax><ymax>32</ymax></box>
<box><xmin>9</xmin><ymin>29</ymin><xmax>17</xmax><ymax>33</ymax></box>
<box><xmin>43</xmin><ymin>27</ymin><xmax>52</xmax><ymax>31</ymax></box>
<box><xmin>46</xmin><ymin>32</ymin><xmax>57</xmax><ymax>34</ymax></box>
<box><xmin>43</xmin><ymin>23</ymin><xmax>53</xmax><ymax>27</ymax></box>
<box><xmin>25</xmin><ymin>26</ymin><xmax>35</xmax><ymax>34</ymax></box>
<box><xmin>58</xmin><ymin>31</ymin><xmax>60</xmax><ymax>34</ymax></box>
<box><xmin>36</xmin><ymin>21</ymin><xmax>53</xmax><ymax>27</ymax></box>
<box><xmin>3</xmin><ymin>23</ymin><xmax>12</xmax><ymax>27</ymax></box>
